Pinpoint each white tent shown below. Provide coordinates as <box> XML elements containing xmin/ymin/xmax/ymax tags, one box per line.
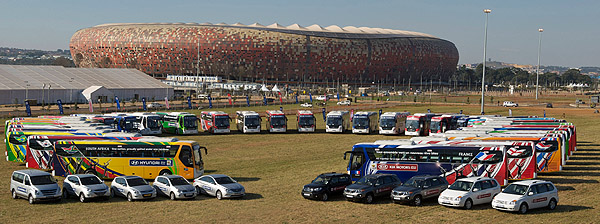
<box><xmin>82</xmin><ymin>86</ymin><xmax>113</xmax><ymax>103</ymax></box>
<box><xmin>271</xmin><ymin>85</ymin><xmax>280</xmax><ymax>92</ymax></box>
<box><xmin>260</xmin><ymin>85</ymin><xmax>270</xmax><ymax>92</ymax></box>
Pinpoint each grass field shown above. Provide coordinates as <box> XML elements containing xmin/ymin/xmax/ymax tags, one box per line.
<box><xmin>1</xmin><ymin>96</ymin><xmax>599</xmax><ymax>223</ymax></box>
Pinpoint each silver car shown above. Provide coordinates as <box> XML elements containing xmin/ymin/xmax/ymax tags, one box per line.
<box><xmin>10</xmin><ymin>169</ymin><xmax>61</xmax><ymax>204</ymax></box>
<box><xmin>153</xmin><ymin>175</ymin><xmax>197</xmax><ymax>200</ymax></box>
<box><xmin>63</xmin><ymin>174</ymin><xmax>110</xmax><ymax>202</ymax></box>
<box><xmin>193</xmin><ymin>174</ymin><xmax>245</xmax><ymax>199</ymax></box>
<box><xmin>111</xmin><ymin>176</ymin><xmax>156</xmax><ymax>201</ymax></box>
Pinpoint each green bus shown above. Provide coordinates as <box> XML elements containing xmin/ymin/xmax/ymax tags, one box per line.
<box><xmin>155</xmin><ymin>112</ymin><xmax>199</xmax><ymax>135</ymax></box>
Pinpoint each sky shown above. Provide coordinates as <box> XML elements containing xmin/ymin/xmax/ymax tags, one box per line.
<box><xmin>1</xmin><ymin>0</ymin><xmax>598</xmax><ymax>68</ymax></box>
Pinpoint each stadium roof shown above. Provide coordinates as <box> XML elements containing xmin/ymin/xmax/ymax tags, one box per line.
<box><xmin>0</xmin><ymin>65</ymin><xmax>170</xmax><ymax>90</ymax></box>
<box><xmin>93</xmin><ymin>22</ymin><xmax>437</xmax><ymax>39</ymax></box>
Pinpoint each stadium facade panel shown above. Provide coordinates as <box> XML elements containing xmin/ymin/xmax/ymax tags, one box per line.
<box><xmin>70</xmin><ymin>23</ymin><xmax>459</xmax><ymax>84</ymax></box>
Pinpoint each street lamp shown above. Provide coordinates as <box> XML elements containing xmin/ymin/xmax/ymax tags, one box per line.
<box><xmin>481</xmin><ymin>8</ymin><xmax>491</xmax><ymax>115</ymax></box>
<box><xmin>42</xmin><ymin>83</ymin><xmax>46</xmax><ymax>107</ymax></box>
<box><xmin>47</xmin><ymin>84</ymin><xmax>51</xmax><ymax>108</ymax></box>
<box><xmin>24</xmin><ymin>81</ymin><xmax>29</xmax><ymax>102</ymax></box>
<box><xmin>69</xmin><ymin>78</ymin><xmax>74</xmax><ymax>103</ymax></box>
<box><xmin>536</xmin><ymin>28</ymin><xmax>544</xmax><ymax>100</ymax></box>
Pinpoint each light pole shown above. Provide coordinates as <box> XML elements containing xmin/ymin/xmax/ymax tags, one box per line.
<box><xmin>69</xmin><ymin>78</ymin><xmax>74</xmax><ymax>103</ymax></box>
<box><xmin>481</xmin><ymin>8</ymin><xmax>491</xmax><ymax>115</ymax></box>
<box><xmin>42</xmin><ymin>83</ymin><xmax>46</xmax><ymax>108</ymax></box>
<box><xmin>47</xmin><ymin>84</ymin><xmax>51</xmax><ymax>108</ymax></box>
<box><xmin>24</xmin><ymin>81</ymin><xmax>29</xmax><ymax>102</ymax></box>
<box><xmin>536</xmin><ymin>28</ymin><xmax>543</xmax><ymax>100</ymax></box>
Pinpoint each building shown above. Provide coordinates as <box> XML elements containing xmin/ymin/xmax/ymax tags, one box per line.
<box><xmin>69</xmin><ymin>22</ymin><xmax>459</xmax><ymax>86</ymax></box>
<box><xmin>0</xmin><ymin>65</ymin><xmax>173</xmax><ymax>105</ymax></box>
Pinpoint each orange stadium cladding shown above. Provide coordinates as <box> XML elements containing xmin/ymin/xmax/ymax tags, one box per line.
<box><xmin>69</xmin><ymin>23</ymin><xmax>459</xmax><ymax>84</ymax></box>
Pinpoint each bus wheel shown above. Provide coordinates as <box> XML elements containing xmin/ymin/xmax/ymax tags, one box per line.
<box><xmin>159</xmin><ymin>169</ymin><xmax>172</xmax><ymax>176</ymax></box>
<box><xmin>84</xmin><ymin>169</ymin><xmax>97</xmax><ymax>175</ymax></box>
<box><xmin>11</xmin><ymin>189</ymin><xmax>17</xmax><ymax>199</ymax></box>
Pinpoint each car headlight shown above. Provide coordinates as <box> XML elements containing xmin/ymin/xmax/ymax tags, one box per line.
<box><xmin>34</xmin><ymin>189</ymin><xmax>40</xmax><ymax>195</ymax></box>
<box><xmin>133</xmin><ymin>189</ymin><xmax>140</xmax><ymax>194</ymax></box>
<box><xmin>226</xmin><ymin>188</ymin><xmax>233</xmax><ymax>193</ymax></box>
<box><xmin>509</xmin><ymin>200</ymin><xmax>517</xmax><ymax>205</ymax></box>
<box><xmin>454</xmin><ymin>196</ymin><xmax>462</xmax><ymax>201</ymax></box>
<box><xmin>85</xmin><ymin>188</ymin><xmax>92</xmax><ymax>192</ymax></box>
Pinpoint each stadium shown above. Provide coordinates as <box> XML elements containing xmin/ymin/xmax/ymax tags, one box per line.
<box><xmin>69</xmin><ymin>22</ymin><xmax>459</xmax><ymax>85</ymax></box>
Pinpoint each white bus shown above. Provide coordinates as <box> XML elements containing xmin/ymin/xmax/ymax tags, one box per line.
<box><xmin>266</xmin><ymin>110</ymin><xmax>287</xmax><ymax>133</ymax></box>
<box><xmin>235</xmin><ymin>111</ymin><xmax>261</xmax><ymax>133</ymax></box>
<box><xmin>379</xmin><ymin>112</ymin><xmax>410</xmax><ymax>135</ymax></box>
<box><xmin>326</xmin><ymin>111</ymin><xmax>350</xmax><ymax>133</ymax></box>
<box><xmin>297</xmin><ymin>110</ymin><xmax>316</xmax><ymax>133</ymax></box>
<box><xmin>129</xmin><ymin>112</ymin><xmax>163</xmax><ymax>135</ymax></box>
<box><xmin>352</xmin><ymin>111</ymin><xmax>378</xmax><ymax>134</ymax></box>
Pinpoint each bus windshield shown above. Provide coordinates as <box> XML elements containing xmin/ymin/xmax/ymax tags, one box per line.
<box><xmin>170</xmin><ymin>177</ymin><xmax>189</xmax><ymax>186</ymax></box>
<box><xmin>123</xmin><ymin>117</ymin><xmax>136</xmax><ymax>130</ymax></box>
<box><xmin>298</xmin><ymin>116</ymin><xmax>315</xmax><ymax>126</ymax></box>
<box><xmin>214</xmin><ymin>116</ymin><xmax>230</xmax><ymax>127</ymax></box>
<box><xmin>448</xmin><ymin>180</ymin><xmax>472</xmax><ymax>191</ymax></box>
<box><xmin>126</xmin><ymin>177</ymin><xmax>149</xmax><ymax>186</ymax></box>
<box><xmin>245</xmin><ymin>116</ymin><xmax>260</xmax><ymax>127</ymax></box>
<box><xmin>379</xmin><ymin>118</ymin><xmax>396</xmax><ymax>128</ymax></box>
<box><xmin>429</xmin><ymin>121</ymin><xmax>441</xmax><ymax>133</ymax></box>
<box><xmin>147</xmin><ymin>116</ymin><xmax>161</xmax><ymax>129</ymax></box>
<box><xmin>353</xmin><ymin>117</ymin><xmax>369</xmax><ymax>128</ymax></box>
<box><xmin>507</xmin><ymin>146</ymin><xmax>533</xmax><ymax>158</ymax></box>
<box><xmin>30</xmin><ymin>175</ymin><xmax>56</xmax><ymax>185</ymax></box>
<box><xmin>327</xmin><ymin>116</ymin><xmax>342</xmax><ymax>127</ymax></box>
<box><xmin>29</xmin><ymin>139</ymin><xmax>54</xmax><ymax>151</ymax></box>
<box><xmin>502</xmin><ymin>184</ymin><xmax>528</xmax><ymax>195</ymax></box>
<box><xmin>183</xmin><ymin>116</ymin><xmax>198</xmax><ymax>128</ymax></box>
<box><xmin>406</xmin><ymin>120</ymin><xmax>419</xmax><ymax>131</ymax></box>
<box><xmin>270</xmin><ymin>116</ymin><xmax>286</xmax><ymax>127</ymax></box>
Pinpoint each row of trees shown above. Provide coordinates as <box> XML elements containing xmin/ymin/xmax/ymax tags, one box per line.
<box><xmin>453</xmin><ymin>64</ymin><xmax>594</xmax><ymax>88</ymax></box>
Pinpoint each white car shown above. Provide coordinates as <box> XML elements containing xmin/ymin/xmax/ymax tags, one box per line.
<box><xmin>10</xmin><ymin>169</ymin><xmax>62</xmax><ymax>204</ymax></box>
<box><xmin>153</xmin><ymin>175</ymin><xmax>197</xmax><ymax>200</ymax></box>
<box><xmin>492</xmin><ymin>180</ymin><xmax>558</xmax><ymax>214</ymax></box>
<box><xmin>111</xmin><ymin>176</ymin><xmax>157</xmax><ymax>201</ymax></box>
<box><xmin>337</xmin><ymin>100</ymin><xmax>351</xmax><ymax>106</ymax></box>
<box><xmin>193</xmin><ymin>174</ymin><xmax>245</xmax><ymax>199</ymax></box>
<box><xmin>503</xmin><ymin>101</ymin><xmax>518</xmax><ymax>107</ymax></box>
<box><xmin>438</xmin><ymin>177</ymin><xmax>501</xmax><ymax>209</ymax></box>
<box><xmin>63</xmin><ymin>174</ymin><xmax>110</xmax><ymax>202</ymax></box>
<box><xmin>148</xmin><ymin>102</ymin><xmax>164</xmax><ymax>108</ymax></box>
<box><xmin>301</xmin><ymin>103</ymin><xmax>313</xmax><ymax>108</ymax></box>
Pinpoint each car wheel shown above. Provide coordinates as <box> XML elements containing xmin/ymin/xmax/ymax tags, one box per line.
<box><xmin>110</xmin><ymin>188</ymin><xmax>115</xmax><ymax>198</ymax></box>
<box><xmin>79</xmin><ymin>193</ymin><xmax>86</xmax><ymax>203</ymax></box>
<box><xmin>127</xmin><ymin>193</ymin><xmax>133</xmax><ymax>202</ymax></box>
<box><xmin>548</xmin><ymin>199</ymin><xmax>557</xmax><ymax>210</ymax></box>
<box><xmin>11</xmin><ymin>189</ymin><xmax>17</xmax><ymax>199</ymax></box>
<box><xmin>159</xmin><ymin>169</ymin><xmax>172</xmax><ymax>176</ymax></box>
<box><xmin>413</xmin><ymin>195</ymin><xmax>422</xmax><ymax>206</ymax></box>
<box><xmin>28</xmin><ymin>194</ymin><xmax>35</xmax><ymax>204</ymax></box>
<box><xmin>464</xmin><ymin>199</ymin><xmax>473</xmax><ymax>210</ymax></box>
<box><xmin>196</xmin><ymin>186</ymin><xmax>203</xmax><ymax>195</ymax></box>
<box><xmin>63</xmin><ymin>188</ymin><xmax>69</xmax><ymax>199</ymax></box>
<box><xmin>216</xmin><ymin>190</ymin><xmax>223</xmax><ymax>200</ymax></box>
<box><xmin>365</xmin><ymin>193</ymin><xmax>374</xmax><ymax>204</ymax></box>
<box><xmin>519</xmin><ymin>203</ymin><xmax>529</xmax><ymax>214</ymax></box>
<box><xmin>321</xmin><ymin>193</ymin><xmax>329</xmax><ymax>201</ymax></box>
<box><xmin>170</xmin><ymin>192</ymin><xmax>176</xmax><ymax>200</ymax></box>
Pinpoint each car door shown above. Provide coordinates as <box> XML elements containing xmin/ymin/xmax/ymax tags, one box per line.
<box><xmin>480</xmin><ymin>180</ymin><xmax>494</xmax><ymax>203</ymax></box>
<box><xmin>422</xmin><ymin>179</ymin><xmax>435</xmax><ymax>199</ymax></box>
<box><xmin>198</xmin><ymin>176</ymin><xmax>214</xmax><ymax>195</ymax></box>
<box><xmin>155</xmin><ymin>177</ymin><xmax>168</xmax><ymax>195</ymax></box>
<box><xmin>66</xmin><ymin>176</ymin><xmax>79</xmax><ymax>195</ymax></box>
<box><xmin>114</xmin><ymin>178</ymin><xmax>126</xmax><ymax>196</ymax></box>
<box><xmin>14</xmin><ymin>173</ymin><xmax>26</xmax><ymax>197</ymax></box>
<box><xmin>531</xmin><ymin>184</ymin><xmax>549</xmax><ymax>209</ymax></box>
<box><xmin>471</xmin><ymin>181</ymin><xmax>485</xmax><ymax>204</ymax></box>
<box><xmin>205</xmin><ymin>177</ymin><xmax>218</xmax><ymax>196</ymax></box>
<box><xmin>525</xmin><ymin>184</ymin><xmax>539</xmax><ymax>208</ymax></box>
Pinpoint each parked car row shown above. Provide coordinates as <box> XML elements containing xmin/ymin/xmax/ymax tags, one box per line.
<box><xmin>10</xmin><ymin>170</ymin><xmax>244</xmax><ymax>204</ymax></box>
<box><xmin>302</xmin><ymin>173</ymin><xmax>559</xmax><ymax>214</ymax></box>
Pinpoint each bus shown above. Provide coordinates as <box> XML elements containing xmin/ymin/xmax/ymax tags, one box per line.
<box><xmin>156</xmin><ymin>112</ymin><xmax>199</xmax><ymax>134</ymax></box>
<box><xmin>236</xmin><ymin>111</ymin><xmax>261</xmax><ymax>133</ymax></box>
<box><xmin>379</xmin><ymin>112</ymin><xmax>410</xmax><ymax>135</ymax></box>
<box><xmin>200</xmin><ymin>111</ymin><xmax>231</xmax><ymax>134</ymax></box>
<box><xmin>296</xmin><ymin>110</ymin><xmax>316</xmax><ymax>133</ymax></box>
<box><xmin>265</xmin><ymin>110</ymin><xmax>287</xmax><ymax>133</ymax></box>
<box><xmin>344</xmin><ymin>143</ymin><xmax>508</xmax><ymax>186</ymax></box>
<box><xmin>405</xmin><ymin>113</ymin><xmax>437</xmax><ymax>136</ymax></box>
<box><xmin>128</xmin><ymin>113</ymin><xmax>163</xmax><ymax>135</ymax></box>
<box><xmin>429</xmin><ymin>114</ymin><xmax>464</xmax><ymax>134</ymax></box>
<box><xmin>5</xmin><ymin>131</ymin><xmax>106</xmax><ymax>163</ymax></box>
<box><xmin>352</xmin><ymin>111</ymin><xmax>378</xmax><ymax>134</ymax></box>
<box><xmin>326</xmin><ymin>111</ymin><xmax>350</xmax><ymax>133</ymax></box>
<box><xmin>25</xmin><ymin>134</ymin><xmax>144</xmax><ymax>170</ymax></box>
<box><xmin>53</xmin><ymin>140</ymin><xmax>207</xmax><ymax>179</ymax></box>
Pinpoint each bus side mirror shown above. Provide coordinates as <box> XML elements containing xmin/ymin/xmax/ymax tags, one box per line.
<box><xmin>200</xmin><ymin>146</ymin><xmax>208</xmax><ymax>155</ymax></box>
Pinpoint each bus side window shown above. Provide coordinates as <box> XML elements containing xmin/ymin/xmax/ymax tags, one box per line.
<box><xmin>179</xmin><ymin>146</ymin><xmax>193</xmax><ymax>167</ymax></box>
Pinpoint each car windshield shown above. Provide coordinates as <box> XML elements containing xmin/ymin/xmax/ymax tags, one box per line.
<box><xmin>379</xmin><ymin>118</ymin><xmax>396</xmax><ymax>128</ymax></box>
<box><xmin>403</xmin><ymin>178</ymin><xmax>424</xmax><ymax>188</ymax></box>
<box><xmin>245</xmin><ymin>116</ymin><xmax>260</xmax><ymax>126</ymax></box>
<box><xmin>146</xmin><ymin>116</ymin><xmax>161</xmax><ymax>129</ymax></box>
<box><xmin>215</xmin><ymin>116</ymin><xmax>230</xmax><ymax>127</ymax></box>
<box><xmin>448</xmin><ymin>181</ymin><xmax>473</xmax><ymax>191</ymax></box>
<box><xmin>327</xmin><ymin>117</ymin><xmax>342</xmax><ymax>126</ymax></box>
<box><xmin>429</xmin><ymin>121</ymin><xmax>441</xmax><ymax>132</ymax></box>
<box><xmin>30</xmin><ymin>175</ymin><xmax>56</xmax><ymax>185</ymax></box>
<box><xmin>355</xmin><ymin>176</ymin><xmax>377</xmax><ymax>186</ymax></box>
<box><xmin>270</xmin><ymin>116</ymin><xmax>286</xmax><ymax>126</ymax></box>
<box><xmin>170</xmin><ymin>177</ymin><xmax>189</xmax><ymax>186</ymax></box>
<box><xmin>214</xmin><ymin>176</ymin><xmax>236</xmax><ymax>184</ymax></box>
<box><xmin>406</xmin><ymin>120</ymin><xmax>419</xmax><ymax>131</ymax></box>
<box><xmin>127</xmin><ymin>178</ymin><xmax>149</xmax><ymax>186</ymax></box>
<box><xmin>502</xmin><ymin>184</ymin><xmax>528</xmax><ymax>195</ymax></box>
<box><xmin>353</xmin><ymin>117</ymin><xmax>369</xmax><ymax>127</ymax></box>
<box><xmin>311</xmin><ymin>176</ymin><xmax>330</xmax><ymax>185</ymax></box>
<box><xmin>80</xmin><ymin>176</ymin><xmax>103</xmax><ymax>185</ymax></box>
<box><xmin>299</xmin><ymin>116</ymin><xmax>315</xmax><ymax>126</ymax></box>
<box><xmin>183</xmin><ymin>116</ymin><xmax>198</xmax><ymax>128</ymax></box>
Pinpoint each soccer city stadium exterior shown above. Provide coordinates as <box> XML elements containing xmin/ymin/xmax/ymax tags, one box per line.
<box><xmin>70</xmin><ymin>23</ymin><xmax>459</xmax><ymax>84</ymax></box>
